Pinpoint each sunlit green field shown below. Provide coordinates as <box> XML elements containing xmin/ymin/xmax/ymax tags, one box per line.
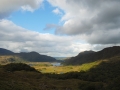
<box><xmin>30</xmin><ymin>60</ymin><xmax>103</xmax><ymax>74</ymax></box>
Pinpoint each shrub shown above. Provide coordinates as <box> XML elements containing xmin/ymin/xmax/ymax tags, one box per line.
<box><xmin>3</xmin><ymin>63</ymin><xmax>38</xmax><ymax>72</ymax></box>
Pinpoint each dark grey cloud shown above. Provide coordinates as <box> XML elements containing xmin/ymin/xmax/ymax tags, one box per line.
<box><xmin>55</xmin><ymin>20</ymin><xmax>93</xmax><ymax>35</ymax></box>
<box><xmin>48</xmin><ymin>0</ymin><xmax>120</xmax><ymax>44</ymax></box>
<box><xmin>86</xmin><ymin>30</ymin><xmax>120</xmax><ymax>44</ymax></box>
<box><xmin>44</xmin><ymin>24</ymin><xmax>59</xmax><ymax>31</ymax></box>
<box><xmin>0</xmin><ymin>12</ymin><xmax>10</xmax><ymax>19</ymax></box>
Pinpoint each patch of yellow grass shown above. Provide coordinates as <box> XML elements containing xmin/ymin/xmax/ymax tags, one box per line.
<box><xmin>32</xmin><ymin>60</ymin><xmax>103</xmax><ymax>74</ymax></box>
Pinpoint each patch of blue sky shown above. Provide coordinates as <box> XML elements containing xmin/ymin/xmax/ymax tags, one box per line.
<box><xmin>7</xmin><ymin>1</ymin><xmax>62</xmax><ymax>34</ymax></box>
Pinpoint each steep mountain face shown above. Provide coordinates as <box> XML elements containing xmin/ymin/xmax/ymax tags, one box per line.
<box><xmin>64</xmin><ymin>46</ymin><xmax>120</xmax><ymax>65</ymax></box>
<box><xmin>0</xmin><ymin>48</ymin><xmax>57</xmax><ymax>63</ymax></box>
<box><xmin>15</xmin><ymin>52</ymin><xmax>57</xmax><ymax>62</ymax></box>
<box><xmin>0</xmin><ymin>48</ymin><xmax>14</xmax><ymax>55</ymax></box>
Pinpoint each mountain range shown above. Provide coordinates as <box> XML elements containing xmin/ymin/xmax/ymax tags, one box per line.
<box><xmin>1</xmin><ymin>46</ymin><xmax>120</xmax><ymax>65</ymax></box>
<box><xmin>0</xmin><ymin>48</ymin><xmax>58</xmax><ymax>64</ymax></box>
<box><xmin>64</xmin><ymin>46</ymin><xmax>120</xmax><ymax>65</ymax></box>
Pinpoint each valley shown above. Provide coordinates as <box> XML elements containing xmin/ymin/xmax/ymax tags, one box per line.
<box><xmin>0</xmin><ymin>46</ymin><xmax>120</xmax><ymax>90</ymax></box>
<box><xmin>29</xmin><ymin>60</ymin><xmax>102</xmax><ymax>74</ymax></box>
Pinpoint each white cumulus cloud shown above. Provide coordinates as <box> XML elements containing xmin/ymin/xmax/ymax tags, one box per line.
<box><xmin>52</xmin><ymin>8</ymin><xmax>62</xmax><ymax>15</ymax></box>
<box><xmin>0</xmin><ymin>19</ymin><xmax>94</xmax><ymax>57</ymax></box>
<box><xmin>0</xmin><ymin>0</ymin><xmax>43</xmax><ymax>18</ymax></box>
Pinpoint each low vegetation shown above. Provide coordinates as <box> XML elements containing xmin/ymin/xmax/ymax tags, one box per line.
<box><xmin>2</xmin><ymin>63</ymin><xmax>38</xmax><ymax>72</ymax></box>
<box><xmin>0</xmin><ymin>56</ymin><xmax>120</xmax><ymax>90</ymax></box>
<box><xmin>0</xmin><ymin>55</ymin><xmax>27</xmax><ymax>64</ymax></box>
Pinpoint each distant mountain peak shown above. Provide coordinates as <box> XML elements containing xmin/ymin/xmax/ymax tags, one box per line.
<box><xmin>78</xmin><ymin>50</ymin><xmax>95</xmax><ymax>55</ymax></box>
<box><xmin>20</xmin><ymin>51</ymin><xmax>39</xmax><ymax>54</ymax></box>
<box><xmin>29</xmin><ymin>51</ymin><xmax>40</xmax><ymax>55</ymax></box>
<box><xmin>82</xmin><ymin>50</ymin><xmax>94</xmax><ymax>53</ymax></box>
<box><xmin>0</xmin><ymin>48</ymin><xmax>14</xmax><ymax>55</ymax></box>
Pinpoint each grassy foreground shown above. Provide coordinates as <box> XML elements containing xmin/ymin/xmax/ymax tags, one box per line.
<box><xmin>0</xmin><ymin>56</ymin><xmax>120</xmax><ymax>90</ymax></box>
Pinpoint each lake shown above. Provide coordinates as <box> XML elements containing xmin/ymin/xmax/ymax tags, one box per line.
<box><xmin>51</xmin><ymin>62</ymin><xmax>61</xmax><ymax>66</ymax></box>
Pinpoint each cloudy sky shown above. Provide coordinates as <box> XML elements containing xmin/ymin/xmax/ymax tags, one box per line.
<box><xmin>0</xmin><ymin>0</ymin><xmax>120</xmax><ymax>57</ymax></box>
